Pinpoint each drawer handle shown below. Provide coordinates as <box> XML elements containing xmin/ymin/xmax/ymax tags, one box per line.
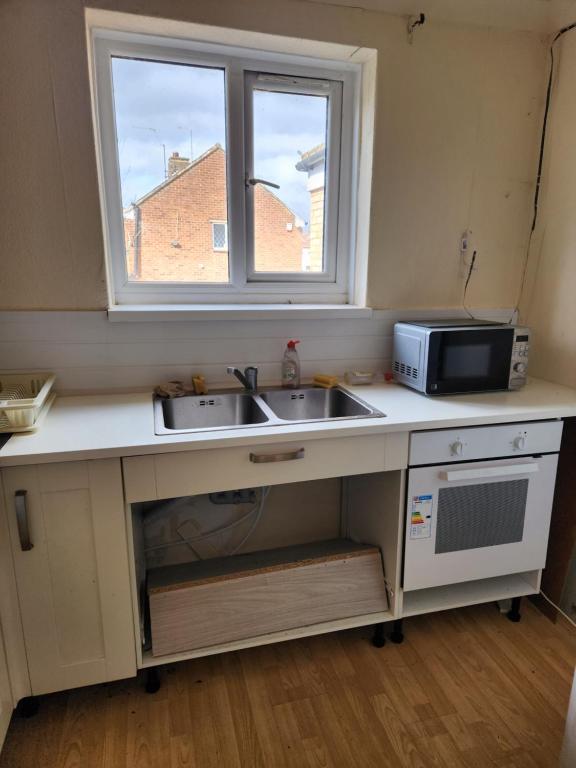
<box><xmin>15</xmin><ymin>490</ymin><xmax>33</xmax><ymax>551</ymax></box>
<box><xmin>249</xmin><ymin>448</ymin><xmax>305</xmax><ymax>464</ymax></box>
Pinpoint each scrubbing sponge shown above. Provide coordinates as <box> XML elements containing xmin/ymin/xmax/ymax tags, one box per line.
<box><xmin>313</xmin><ymin>374</ymin><xmax>339</xmax><ymax>389</ymax></box>
<box><xmin>192</xmin><ymin>375</ymin><xmax>208</xmax><ymax>395</ymax></box>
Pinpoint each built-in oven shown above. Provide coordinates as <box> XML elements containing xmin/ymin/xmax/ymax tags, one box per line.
<box><xmin>403</xmin><ymin>420</ymin><xmax>563</xmax><ymax>592</ymax></box>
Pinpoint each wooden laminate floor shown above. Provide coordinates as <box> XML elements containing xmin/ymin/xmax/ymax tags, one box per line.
<box><xmin>1</xmin><ymin>601</ymin><xmax>575</xmax><ymax>768</ymax></box>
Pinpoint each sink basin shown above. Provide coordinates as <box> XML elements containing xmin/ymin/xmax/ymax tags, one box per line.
<box><xmin>259</xmin><ymin>387</ymin><xmax>379</xmax><ymax>422</ymax></box>
<box><xmin>156</xmin><ymin>393</ymin><xmax>269</xmax><ymax>434</ymax></box>
<box><xmin>154</xmin><ymin>386</ymin><xmax>384</xmax><ymax>435</ymax></box>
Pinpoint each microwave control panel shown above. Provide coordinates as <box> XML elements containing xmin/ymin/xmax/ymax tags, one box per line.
<box><xmin>509</xmin><ymin>327</ymin><xmax>531</xmax><ymax>389</ymax></box>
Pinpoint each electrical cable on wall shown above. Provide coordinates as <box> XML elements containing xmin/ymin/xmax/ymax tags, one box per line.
<box><xmin>539</xmin><ymin>589</ymin><xmax>576</xmax><ymax>630</ymax></box>
<box><xmin>230</xmin><ymin>486</ymin><xmax>271</xmax><ymax>555</ymax></box>
<box><xmin>510</xmin><ymin>20</ymin><xmax>576</xmax><ymax>323</ymax></box>
<box><xmin>407</xmin><ymin>13</ymin><xmax>426</xmax><ymax>45</ymax></box>
<box><xmin>144</xmin><ymin>487</ymin><xmax>271</xmax><ymax>560</ymax></box>
<box><xmin>462</xmin><ymin>250</ymin><xmax>477</xmax><ymax>318</ymax></box>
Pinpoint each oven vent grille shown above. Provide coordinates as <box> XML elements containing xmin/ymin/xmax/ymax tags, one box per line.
<box><xmin>393</xmin><ymin>360</ymin><xmax>418</xmax><ymax>379</ymax></box>
<box><xmin>435</xmin><ymin>479</ymin><xmax>528</xmax><ymax>554</ymax></box>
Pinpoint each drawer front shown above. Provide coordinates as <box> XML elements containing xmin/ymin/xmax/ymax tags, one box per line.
<box><xmin>123</xmin><ymin>432</ymin><xmax>408</xmax><ymax>502</ymax></box>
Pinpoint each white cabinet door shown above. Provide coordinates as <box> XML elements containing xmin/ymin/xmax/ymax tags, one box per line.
<box><xmin>2</xmin><ymin>459</ymin><xmax>136</xmax><ymax>696</ymax></box>
<box><xmin>0</xmin><ymin>622</ymin><xmax>12</xmax><ymax>752</ymax></box>
<box><xmin>0</xmin><ymin>472</ymin><xmax>29</xmax><ymax>709</ymax></box>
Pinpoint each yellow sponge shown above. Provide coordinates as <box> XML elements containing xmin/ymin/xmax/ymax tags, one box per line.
<box><xmin>192</xmin><ymin>375</ymin><xmax>208</xmax><ymax>395</ymax></box>
<box><xmin>313</xmin><ymin>374</ymin><xmax>339</xmax><ymax>389</ymax></box>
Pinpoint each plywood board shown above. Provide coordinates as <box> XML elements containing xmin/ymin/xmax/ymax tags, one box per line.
<box><xmin>148</xmin><ymin>539</ymin><xmax>387</xmax><ymax>656</ymax></box>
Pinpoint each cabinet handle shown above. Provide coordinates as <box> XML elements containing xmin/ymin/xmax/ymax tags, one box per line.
<box><xmin>249</xmin><ymin>448</ymin><xmax>305</xmax><ymax>464</ymax></box>
<box><xmin>15</xmin><ymin>490</ymin><xmax>33</xmax><ymax>551</ymax></box>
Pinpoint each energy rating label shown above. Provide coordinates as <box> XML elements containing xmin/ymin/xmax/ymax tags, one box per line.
<box><xmin>409</xmin><ymin>494</ymin><xmax>433</xmax><ymax>539</ymax></box>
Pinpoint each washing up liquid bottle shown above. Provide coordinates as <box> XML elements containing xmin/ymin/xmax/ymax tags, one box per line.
<box><xmin>282</xmin><ymin>340</ymin><xmax>301</xmax><ymax>388</ymax></box>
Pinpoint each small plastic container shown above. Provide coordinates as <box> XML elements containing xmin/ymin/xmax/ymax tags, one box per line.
<box><xmin>344</xmin><ymin>370</ymin><xmax>375</xmax><ymax>386</ymax></box>
<box><xmin>0</xmin><ymin>372</ymin><xmax>56</xmax><ymax>431</ymax></box>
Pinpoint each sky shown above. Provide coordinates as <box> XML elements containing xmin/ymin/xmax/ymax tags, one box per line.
<box><xmin>111</xmin><ymin>57</ymin><xmax>327</xmax><ymax>223</ymax></box>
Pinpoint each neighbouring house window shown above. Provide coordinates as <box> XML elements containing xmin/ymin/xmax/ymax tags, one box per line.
<box><xmin>91</xmin><ymin>31</ymin><xmax>358</xmax><ymax>305</ymax></box>
<box><xmin>212</xmin><ymin>222</ymin><xmax>228</xmax><ymax>251</ymax></box>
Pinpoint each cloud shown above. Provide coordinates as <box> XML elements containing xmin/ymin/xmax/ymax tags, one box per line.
<box><xmin>113</xmin><ymin>57</ymin><xmax>326</xmax><ymax>219</ymax></box>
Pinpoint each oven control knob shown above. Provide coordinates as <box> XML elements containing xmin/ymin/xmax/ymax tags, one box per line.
<box><xmin>450</xmin><ymin>440</ymin><xmax>464</xmax><ymax>456</ymax></box>
<box><xmin>513</xmin><ymin>435</ymin><xmax>526</xmax><ymax>450</ymax></box>
<box><xmin>513</xmin><ymin>362</ymin><xmax>527</xmax><ymax>374</ymax></box>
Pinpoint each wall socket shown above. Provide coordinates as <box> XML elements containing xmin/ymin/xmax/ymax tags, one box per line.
<box><xmin>209</xmin><ymin>489</ymin><xmax>257</xmax><ymax>505</ymax></box>
<box><xmin>460</xmin><ymin>230</ymin><xmax>477</xmax><ymax>276</ymax></box>
<box><xmin>460</xmin><ymin>230</ymin><xmax>470</xmax><ymax>260</ymax></box>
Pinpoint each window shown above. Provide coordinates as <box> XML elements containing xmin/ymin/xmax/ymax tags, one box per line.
<box><xmin>212</xmin><ymin>222</ymin><xmax>228</xmax><ymax>251</ymax></box>
<box><xmin>91</xmin><ymin>32</ymin><xmax>358</xmax><ymax>305</ymax></box>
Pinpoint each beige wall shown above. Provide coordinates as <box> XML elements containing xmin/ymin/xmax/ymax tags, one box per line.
<box><xmin>521</xmin><ymin>34</ymin><xmax>576</xmax><ymax>388</ymax></box>
<box><xmin>0</xmin><ymin>0</ymin><xmax>546</xmax><ymax>310</ymax></box>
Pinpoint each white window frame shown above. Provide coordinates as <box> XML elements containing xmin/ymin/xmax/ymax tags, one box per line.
<box><xmin>211</xmin><ymin>221</ymin><xmax>228</xmax><ymax>252</ymax></box>
<box><xmin>244</xmin><ymin>72</ymin><xmax>342</xmax><ymax>282</ymax></box>
<box><xmin>90</xmin><ymin>30</ymin><xmax>359</xmax><ymax>306</ymax></box>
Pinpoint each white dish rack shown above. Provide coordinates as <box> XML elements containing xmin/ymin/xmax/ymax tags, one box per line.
<box><xmin>0</xmin><ymin>373</ymin><xmax>56</xmax><ymax>432</ymax></box>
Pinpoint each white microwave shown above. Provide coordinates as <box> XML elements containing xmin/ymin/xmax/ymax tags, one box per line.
<box><xmin>393</xmin><ymin>319</ymin><xmax>530</xmax><ymax>395</ymax></box>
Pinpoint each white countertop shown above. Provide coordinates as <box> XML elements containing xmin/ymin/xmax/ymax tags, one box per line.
<box><xmin>1</xmin><ymin>377</ymin><xmax>576</xmax><ymax>466</ymax></box>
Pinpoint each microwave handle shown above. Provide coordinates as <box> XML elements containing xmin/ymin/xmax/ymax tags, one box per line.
<box><xmin>439</xmin><ymin>463</ymin><xmax>539</xmax><ymax>482</ymax></box>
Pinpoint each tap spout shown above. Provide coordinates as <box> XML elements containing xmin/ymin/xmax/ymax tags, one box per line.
<box><xmin>227</xmin><ymin>366</ymin><xmax>258</xmax><ymax>392</ymax></box>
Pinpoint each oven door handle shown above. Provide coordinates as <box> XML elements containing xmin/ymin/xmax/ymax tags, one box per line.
<box><xmin>439</xmin><ymin>463</ymin><xmax>539</xmax><ymax>482</ymax></box>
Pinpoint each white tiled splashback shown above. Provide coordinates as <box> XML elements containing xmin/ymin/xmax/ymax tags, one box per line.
<box><xmin>0</xmin><ymin>308</ymin><xmax>514</xmax><ymax>393</ymax></box>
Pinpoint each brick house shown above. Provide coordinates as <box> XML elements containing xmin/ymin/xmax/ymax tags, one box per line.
<box><xmin>123</xmin><ymin>145</ymin><xmax>306</xmax><ymax>282</ymax></box>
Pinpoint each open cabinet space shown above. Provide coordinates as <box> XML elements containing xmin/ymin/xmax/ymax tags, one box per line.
<box><xmin>127</xmin><ymin>472</ymin><xmax>404</xmax><ymax>668</ymax></box>
<box><xmin>402</xmin><ymin>570</ymin><xmax>542</xmax><ymax>617</ymax></box>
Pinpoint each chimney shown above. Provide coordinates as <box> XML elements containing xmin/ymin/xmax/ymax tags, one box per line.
<box><xmin>168</xmin><ymin>151</ymin><xmax>190</xmax><ymax>177</ymax></box>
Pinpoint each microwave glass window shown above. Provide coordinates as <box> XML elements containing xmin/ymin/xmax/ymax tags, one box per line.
<box><xmin>442</xmin><ymin>344</ymin><xmax>491</xmax><ymax>379</ymax></box>
<box><xmin>427</xmin><ymin>328</ymin><xmax>514</xmax><ymax>393</ymax></box>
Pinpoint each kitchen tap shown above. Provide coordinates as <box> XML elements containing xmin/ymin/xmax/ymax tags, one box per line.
<box><xmin>227</xmin><ymin>366</ymin><xmax>258</xmax><ymax>392</ymax></box>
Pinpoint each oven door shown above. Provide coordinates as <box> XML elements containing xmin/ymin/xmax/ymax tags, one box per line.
<box><xmin>403</xmin><ymin>455</ymin><xmax>558</xmax><ymax>591</ymax></box>
<box><xmin>426</xmin><ymin>328</ymin><xmax>514</xmax><ymax>394</ymax></box>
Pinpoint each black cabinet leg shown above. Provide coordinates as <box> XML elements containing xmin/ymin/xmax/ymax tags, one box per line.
<box><xmin>507</xmin><ymin>596</ymin><xmax>522</xmax><ymax>623</ymax></box>
<box><xmin>145</xmin><ymin>667</ymin><xmax>161</xmax><ymax>694</ymax></box>
<box><xmin>390</xmin><ymin>619</ymin><xmax>404</xmax><ymax>644</ymax></box>
<box><xmin>15</xmin><ymin>696</ymin><xmax>39</xmax><ymax>718</ymax></box>
<box><xmin>372</xmin><ymin>622</ymin><xmax>386</xmax><ymax>648</ymax></box>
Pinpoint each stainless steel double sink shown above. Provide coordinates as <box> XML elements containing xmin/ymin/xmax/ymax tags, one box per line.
<box><xmin>154</xmin><ymin>386</ymin><xmax>385</xmax><ymax>434</ymax></box>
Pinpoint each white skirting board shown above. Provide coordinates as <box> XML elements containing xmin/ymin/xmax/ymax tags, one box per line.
<box><xmin>561</xmin><ymin>669</ymin><xmax>576</xmax><ymax>768</ymax></box>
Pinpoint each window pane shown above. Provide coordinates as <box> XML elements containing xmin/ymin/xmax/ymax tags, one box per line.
<box><xmin>111</xmin><ymin>57</ymin><xmax>229</xmax><ymax>283</ymax></box>
<box><xmin>212</xmin><ymin>222</ymin><xmax>227</xmax><ymax>250</ymax></box>
<box><xmin>252</xmin><ymin>87</ymin><xmax>328</xmax><ymax>273</ymax></box>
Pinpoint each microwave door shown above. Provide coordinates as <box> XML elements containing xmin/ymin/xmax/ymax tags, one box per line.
<box><xmin>403</xmin><ymin>455</ymin><xmax>558</xmax><ymax>592</ymax></box>
<box><xmin>426</xmin><ymin>328</ymin><xmax>514</xmax><ymax>394</ymax></box>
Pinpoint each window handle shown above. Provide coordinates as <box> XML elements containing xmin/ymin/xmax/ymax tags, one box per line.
<box><xmin>245</xmin><ymin>176</ymin><xmax>280</xmax><ymax>190</ymax></box>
